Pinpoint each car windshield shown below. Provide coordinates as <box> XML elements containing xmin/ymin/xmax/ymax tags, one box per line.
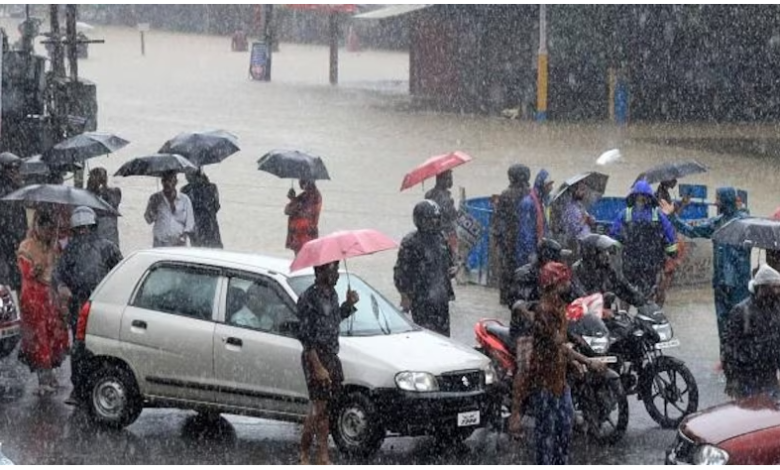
<box><xmin>287</xmin><ymin>274</ymin><xmax>418</xmax><ymax>337</ymax></box>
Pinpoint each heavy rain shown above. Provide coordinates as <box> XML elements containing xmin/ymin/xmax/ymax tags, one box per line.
<box><xmin>0</xmin><ymin>3</ymin><xmax>780</xmax><ymax>466</ymax></box>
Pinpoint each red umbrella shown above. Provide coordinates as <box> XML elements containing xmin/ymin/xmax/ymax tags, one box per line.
<box><xmin>290</xmin><ymin>229</ymin><xmax>398</xmax><ymax>272</ymax></box>
<box><xmin>400</xmin><ymin>151</ymin><xmax>473</xmax><ymax>191</ymax></box>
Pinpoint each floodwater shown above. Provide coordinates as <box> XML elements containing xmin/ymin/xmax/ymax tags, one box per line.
<box><xmin>1</xmin><ymin>17</ymin><xmax>779</xmax><ymax>464</ymax></box>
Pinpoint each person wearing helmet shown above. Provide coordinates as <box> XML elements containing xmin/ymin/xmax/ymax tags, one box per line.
<box><xmin>394</xmin><ymin>200</ymin><xmax>456</xmax><ymax>336</ymax></box>
<box><xmin>494</xmin><ymin>164</ymin><xmax>532</xmax><ymax>306</ymax></box>
<box><xmin>609</xmin><ymin>179</ymin><xmax>678</xmax><ymax>300</ymax></box>
<box><xmin>572</xmin><ymin>234</ymin><xmax>646</xmax><ymax>308</ymax></box>
<box><xmin>425</xmin><ymin>170</ymin><xmax>459</xmax><ymax>258</ymax></box>
<box><xmin>511</xmin><ymin>238</ymin><xmax>582</xmax><ymax>307</ymax></box>
<box><xmin>54</xmin><ymin>206</ymin><xmax>123</xmax><ymax>406</ymax></box>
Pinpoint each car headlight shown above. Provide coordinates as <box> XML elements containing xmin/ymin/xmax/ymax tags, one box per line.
<box><xmin>583</xmin><ymin>335</ymin><xmax>610</xmax><ymax>354</ymax></box>
<box><xmin>653</xmin><ymin>323</ymin><xmax>674</xmax><ymax>342</ymax></box>
<box><xmin>693</xmin><ymin>445</ymin><xmax>729</xmax><ymax>465</ymax></box>
<box><xmin>395</xmin><ymin>372</ymin><xmax>439</xmax><ymax>392</ymax></box>
<box><xmin>484</xmin><ymin>364</ymin><xmax>496</xmax><ymax>386</ymax></box>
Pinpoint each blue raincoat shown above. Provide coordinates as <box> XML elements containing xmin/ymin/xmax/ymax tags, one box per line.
<box><xmin>516</xmin><ymin>170</ymin><xmax>551</xmax><ymax>266</ymax></box>
<box><xmin>668</xmin><ymin>187</ymin><xmax>751</xmax><ymax>348</ymax></box>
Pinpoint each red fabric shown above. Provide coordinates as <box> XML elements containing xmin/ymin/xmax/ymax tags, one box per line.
<box><xmin>17</xmin><ymin>257</ymin><xmax>69</xmax><ymax>371</ymax></box>
<box><xmin>400</xmin><ymin>151</ymin><xmax>472</xmax><ymax>191</ymax></box>
<box><xmin>773</xmin><ymin>207</ymin><xmax>780</xmax><ymax>221</ymax></box>
<box><xmin>286</xmin><ymin>188</ymin><xmax>322</xmax><ymax>254</ymax></box>
<box><xmin>530</xmin><ymin>189</ymin><xmax>545</xmax><ymax>244</ymax></box>
<box><xmin>290</xmin><ymin>229</ymin><xmax>398</xmax><ymax>272</ymax></box>
<box><xmin>540</xmin><ymin>262</ymin><xmax>571</xmax><ymax>289</ymax></box>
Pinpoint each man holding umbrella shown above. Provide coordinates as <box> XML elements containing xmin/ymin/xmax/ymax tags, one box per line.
<box><xmin>297</xmin><ymin>260</ymin><xmax>359</xmax><ymax>465</ymax></box>
<box><xmin>144</xmin><ymin>171</ymin><xmax>195</xmax><ymax>247</ymax></box>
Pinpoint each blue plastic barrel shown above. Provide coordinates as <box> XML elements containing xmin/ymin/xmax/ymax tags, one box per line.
<box><xmin>463</xmin><ymin>197</ymin><xmax>494</xmax><ymax>271</ymax></box>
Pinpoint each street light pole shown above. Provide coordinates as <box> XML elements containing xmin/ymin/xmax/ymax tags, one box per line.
<box><xmin>536</xmin><ymin>4</ymin><xmax>548</xmax><ymax>122</ymax></box>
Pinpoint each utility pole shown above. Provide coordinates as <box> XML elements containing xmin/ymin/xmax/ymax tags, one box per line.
<box><xmin>49</xmin><ymin>5</ymin><xmax>66</xmax><ymax>77</ymax></box>
<box><xmin>65</xmin><ymin>5</ymin><xmax>78</xmax><ymax>81</ymax></box>
<box><xmin>263</xmin><ymin>4</ymin><xmax>274</xmax><ymax>81</ymax></box>
<box><xmin>328</xmin><ymin>12</ymin><xmax>339</xmax><ymax>85</ymax></box>
<box><xmin>536</xmin><ymin>4</ymin><xmax>548</xmax><ymax>122</ymax></box>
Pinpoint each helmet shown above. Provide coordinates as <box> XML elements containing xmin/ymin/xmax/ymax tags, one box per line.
<box><xmin>579</xmin><ymin>234</ymin><xmax>619</xmax><ymax>266</ymax></box>
<box><xmin>538</xmin><ymin>238</ymin><xmax>565</xmax><ymax>265</ymax></box>
<box><xmin>70</xmin><ymin>206</ymin><xmax>97</xmax><ymax>229</ymax></box>
<box><xmin>413</xmin><ymin>199</ymin><xmax>442</xmax><ymax>233</ymax></box>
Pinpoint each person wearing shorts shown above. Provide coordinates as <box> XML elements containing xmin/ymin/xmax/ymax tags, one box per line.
<box><xmin>296</xmin><ymin>261</ymin><xmax>358</xmax><ymax>465</ymax></box>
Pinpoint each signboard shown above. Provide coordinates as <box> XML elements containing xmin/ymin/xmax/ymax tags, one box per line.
<box><xmin>456</xmin><ymin>209</ymin><xmax>483</xmax><ymax>254</ymax></box>
<box><xmin>249</xmin><ymin>42</ymin><xmax>270</xmax><ymax>81</ymax></box>
<box><xmin>137</xmin><ymin>23</ymin><xmax>150</xmax><ymax>32</ymax></box>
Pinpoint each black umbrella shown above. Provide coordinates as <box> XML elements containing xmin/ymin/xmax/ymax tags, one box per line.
<box><xmin>257</xmin><ymin>150</ymin><xmax>331</xmax><ymax>181</ymax></box>
<box><xmin>158</xmin><ymin>130</ymin><xmax>240</xmax><ymax>167</ymax></box>
<box><xmin>114</xmin><ymin>154</ymin><xmax>198</xmax><ymax>177</ymax></box>
<box><xmin>712</xmin><ymin>217</ymin><xmax>780</xmax><ymax>250</ymax></box>
<box><xmin>0</xmin><ymin>152</ymin><xmax>22</xmax><ymax>166</ymax></box>
<box><xmin>41</xmin><ymin>132</ymin><xmax>130</xmax><ymax>166</ymax></box>
<box><xmin>636</xmin><ymin>161</ymin><xmax>708</xmax><ymax>185</ymax></box>
<box><xmin>550</xmin><ymin>171</ymin><xmax>609</xmax><ymax>205</ymax></box>
<box><xmin>0</xmin><ymin>184</ymin><xmax>120</xmax><ymax>216</ymax></box>
<box><xmin>20</xmin><ymin>155</ymin><xmax>82</xmax><ymax>178</ymax></box>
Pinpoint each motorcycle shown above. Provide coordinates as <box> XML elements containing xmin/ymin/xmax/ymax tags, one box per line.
<box><xmin>475</xmin><ymin>294</ymin><xmax>629</xmax><ymax>444</ymax></box>
<box><xmin>605</xmin><ymin>301</ymin><xmax>699</xmax><ymax>429</ymax></box>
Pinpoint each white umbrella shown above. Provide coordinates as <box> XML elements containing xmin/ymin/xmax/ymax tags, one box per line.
<box><xmin>76</xmin><ymin>21</ymin><xmax>95</xmax><ymax>31</ymax></box>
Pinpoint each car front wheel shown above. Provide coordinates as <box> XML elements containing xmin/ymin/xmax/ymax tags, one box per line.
<box><xmin>331</xmin><ymin>391</ymin><xmax>385</xmax><ymax>459</ymax></box>
<box><xmin>87</xmin><ymin>364</ymin><xmax>143</xmax><ymax>429</ymax></box>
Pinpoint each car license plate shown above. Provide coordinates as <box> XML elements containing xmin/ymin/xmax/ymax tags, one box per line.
<box><xmin>457</xmin><ymin>411</ymin><xmax>480</xmax><ymax>427</ymax></box>
<box><xmin>655</xmin><ymin>338</ymin><xmax>680</xmax><ymax>350</ymax></box>
<box><xmin>592</xmin><ymin>356</ymin><xmax>618</xmax><ymax>363</ymax></box>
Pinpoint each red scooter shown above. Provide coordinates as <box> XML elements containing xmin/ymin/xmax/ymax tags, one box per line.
<box><xmin>474</xmin><ymin>294</ymin><xmax>629</xmax><ymax>444</ymax></box>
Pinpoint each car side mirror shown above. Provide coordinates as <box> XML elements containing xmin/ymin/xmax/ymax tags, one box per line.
<box><xmin>278</xmin><ymin>319</ymin><xmax>300</xmax><ymax>337</ymax></box>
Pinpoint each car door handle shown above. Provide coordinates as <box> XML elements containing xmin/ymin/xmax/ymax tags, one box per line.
<box><xmin>131</xmin><ymin>320</ymin><xmax>147</xmax><ymax>329</ymax></box>
<box><xmin>226</xmin><ymin>337</ymin><xmax>242</xmax><ymax>347</ymax></box>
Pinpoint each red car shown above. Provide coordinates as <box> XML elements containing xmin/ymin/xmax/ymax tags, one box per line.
<box><xmin>666</xmin><ymin>394</ymin><xmax>780</xmax><ymax>465</ymax></box>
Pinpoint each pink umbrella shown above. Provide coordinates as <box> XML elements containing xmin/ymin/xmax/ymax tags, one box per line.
<box><xmin>400</xmin><ymin>151</ymin><xmax>473</xmax><ymax>191</ymax></box>
<box><xmin>290</xmin><ymin>229</ymin><xmax>398</xmax><ymax>272</ymax></box>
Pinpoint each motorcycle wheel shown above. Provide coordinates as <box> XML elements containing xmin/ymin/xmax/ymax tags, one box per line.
<box><xmin>575</xmin><ymin>377</ymin><xmax>629</xmax><ymax>445</ymax></box>
<box><xmin>641</xmin><ymin>357</ymin><xmax>699</xmax><ymax>429</ymax></box>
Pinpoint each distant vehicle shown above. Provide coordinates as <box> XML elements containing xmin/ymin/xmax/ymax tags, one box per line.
<box><xmin>77</xmin><ymin>248</ymin><xmax>497</xmax><ymax>458</ymax></box>
<box><xmin>0</xmin><ymin>286</ymin><xmax>21</xmax><ymax>360</ymax></box>
<box><xmin>666</xmin><ymin>394</ymin><xmax>780</xmax><ymax>464</ymax></box>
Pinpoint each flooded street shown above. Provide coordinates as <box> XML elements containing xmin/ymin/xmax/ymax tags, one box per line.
<box><xmin>2</xmin><ymin>19</ymin><xmax>780</xmax><ymax>464</ymax></box>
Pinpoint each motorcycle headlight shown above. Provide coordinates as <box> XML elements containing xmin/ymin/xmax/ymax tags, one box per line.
<box><xmin>693</xmin><ymin>445</ymin><xmax>729</xmax><ymax>465</ymax></box>
<box><xmin>395</xmin><ymin>372</ymin><xmax>439</xmax><ymax>392</ymax></box>
<box><xmin>484</xmin><ymin>364</ymin><xmax>496</xmax><ymax>386</ymax></box>
<box><xmin>653</xmin><ymin>323</ymin><xmax>674</xmax><ymax>342</ymax></box>
<box><xmin>583</xmin><ymin>335</ymin><xmax>610</xmax><ymax>354</ymax></box>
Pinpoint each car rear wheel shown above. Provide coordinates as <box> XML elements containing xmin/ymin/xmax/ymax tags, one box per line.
<box><xmin>87</xmin><ymin>364</ymin><xmax>143</xmax><ymax>429</ymax></box>
<box><xmin>331</xmin><ymin>391</ymin><xmax>385</xmax><ymax>459</ymax></box>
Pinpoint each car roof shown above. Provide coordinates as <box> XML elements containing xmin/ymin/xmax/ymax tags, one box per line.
<box><xmin>134</xmin><ymin>247</ymin><xmax>314</xmax><ymax>279</ymax></box>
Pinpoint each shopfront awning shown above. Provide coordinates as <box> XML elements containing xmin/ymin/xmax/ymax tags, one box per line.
<box><xmin>353</xmin><ymin>4</ymin><xmax>432</xmax><ymax>20</ymax></box>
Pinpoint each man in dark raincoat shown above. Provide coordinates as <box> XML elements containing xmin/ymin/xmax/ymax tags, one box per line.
<box><xmin>610</xmin><ymin>179</ymin><xmax>678</xmax><ymax>299</ymax></box>
<box><xmin>660</xmin><ymin>187</ymin><xmax>751</xmax><ymax>357</ymax></box>
<box><xmin>394</xmin><ymin>200</ymin><xmax>456</xmax><ymax>336</ymax></box>
<box><xmin>0</xmin><ymin>155</ymin><xmax>27</xmax><ymax>292</ymax></box>
<box><xmin>516</xmin><ymin>169</ymin><xmax>554</xmax><ymax>267</ymax></box>
<box><xmin>87</xmin><ymin>167</ymin><xmax>122</xmax><ymax>248</ymax></box>
<box><xmin>494</xmin><ymin>164</ymin><xmax>531</xmax><ymax>306</ymax></box>
<box><xmin>181</xmin><ymin>169</ymin><xmax>223</xmax><ymax>248</ymax></box>
<box><xmin>425</xmin><ymin>169</ymin><xmax>458</xmax><ymax>259</ymax></box>
<box><xmin>54</xmin><ymin>206</ymin><xmax>123</xmax><ymax>405</ymax></box>
<box><xmin>722</xmin><ymin>264</ymin><xmax>780</xmax><ymax>399</ymax></box>
<box><xmin>572</xmin><ymin>234</ymin><xmax>647</xmax><ymax>308</ymax></box>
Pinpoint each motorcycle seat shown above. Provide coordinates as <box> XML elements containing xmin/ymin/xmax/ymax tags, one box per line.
<box><xmin>486</xmin><ymin>323</ymin><xmax>514</xmax><ymax>350</ymax></box>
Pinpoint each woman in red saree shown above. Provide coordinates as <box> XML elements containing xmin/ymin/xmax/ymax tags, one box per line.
<box><xmin>17</xmin><ymin>209</ymin><xmax>69</xmax><ymax>394</ymax></box>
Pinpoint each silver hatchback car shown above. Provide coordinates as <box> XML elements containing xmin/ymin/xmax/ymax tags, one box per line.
<box><xmin>76</xmin><ymin>248</ymin><xmax>497</xmax><ymax>457</ymax></box>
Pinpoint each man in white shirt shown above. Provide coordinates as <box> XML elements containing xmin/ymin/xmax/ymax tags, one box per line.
<box><xmin>144</xmin><ymin>171</ymin><xmax>195</xmax><ymax>247</ymax></box>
